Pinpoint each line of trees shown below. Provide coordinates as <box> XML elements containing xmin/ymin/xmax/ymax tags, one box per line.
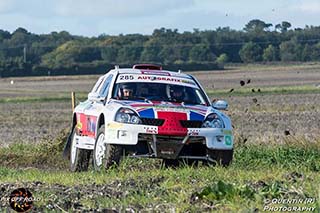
<box><xmin>1</xmin><ymin>19</ymin><xmax>320</xmax><ymax>77</ymax></box>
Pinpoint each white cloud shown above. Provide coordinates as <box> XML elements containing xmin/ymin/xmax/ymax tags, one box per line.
<box><xmin>292</xmin><ymin>0</ymin><xmax>320</xmax><ymax>13</ymax></box>
<box><xmin>54</xmin><ymin>0</ymin><xmax>194</xmax><ymax>18</ymax></box>
<box><xmin>0</xmin><ymin>1</ymin><xmax>15</xmax><ymax>13</ymax></box>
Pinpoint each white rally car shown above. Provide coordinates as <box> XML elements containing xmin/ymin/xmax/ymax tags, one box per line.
<box><xmin>63</xmin><ymin>64</ymin><xmax>234</xmax><ymax>171</ymax></box>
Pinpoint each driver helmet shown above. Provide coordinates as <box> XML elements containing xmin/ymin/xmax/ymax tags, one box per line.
<box><xmin>119</xmin><ymin>84</ymin><xmax>134</xmax><ymax>98</ymax></box>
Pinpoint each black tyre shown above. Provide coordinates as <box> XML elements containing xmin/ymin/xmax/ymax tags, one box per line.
<box><xmin>70</xmin><ymin>127</ymin><xmax>91</xmax><ymax>172</ymax></box>
<box><xmin>93</xmin><ymin>125</ymin><xmax>122</xmax><ymax>171</ymax></box>
<box><xmin>208</xmin><ymin>149</ymin><xmax>233</xmax><ymax>167</ymax></box>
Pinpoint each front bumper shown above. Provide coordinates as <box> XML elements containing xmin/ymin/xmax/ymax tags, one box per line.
<box><xmin>104</xmin><ymin>122</ymin><xmax>233</xmax><ymax>150</ymax></box>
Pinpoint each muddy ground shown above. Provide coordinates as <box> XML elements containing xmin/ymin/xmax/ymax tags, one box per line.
<box><xmin>0</xmin><ymin>64</ymin><xmax>320</xmax><ymax>145</ymax></box>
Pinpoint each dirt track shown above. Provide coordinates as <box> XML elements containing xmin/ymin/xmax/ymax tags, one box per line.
<box><xmin>0</xmin><ymin>64</ymin><xmax>319</xmax><ymax>145</ymax></box>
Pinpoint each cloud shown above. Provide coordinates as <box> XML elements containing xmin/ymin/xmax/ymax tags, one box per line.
<box><xmin>0</xmin><ymin>1</ymin><xmax>15</xmax><ymax>13</ymax></box>
<box><xmin>292</xmin><ymin>0</ymin><xmax>320</xmax><ymax>13</ymax></box>
<box><xmin>54</xmin><ymin>0</ymin><xmax>194</xmax><ymax>18</ymax></box>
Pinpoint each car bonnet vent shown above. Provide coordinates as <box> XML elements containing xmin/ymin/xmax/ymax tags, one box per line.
<box><xmin>133</xmin><ymin>64</ymin><xmax>162</xmax><ymax>70</ymax></box>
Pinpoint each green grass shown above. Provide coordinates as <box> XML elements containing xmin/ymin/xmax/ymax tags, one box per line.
<box><xmin>0</xmin><ymin>130</ymin><xmax>319</xmax><ymax>211</ymax></box>
<box><xmin>0</xmin><ymin>93</ymin><xmax>87</xmax><ymax>104</ymax></box>
<box><xmin>206</xmin><ymin>85</ymin><xmax>320</xmax><ymax>97</ymax></box>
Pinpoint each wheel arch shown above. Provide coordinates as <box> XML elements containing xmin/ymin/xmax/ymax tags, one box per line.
<box><xmin>96</xmin><ymin>113</ymin><xmax>105</xmax><ymax>135</ymax></box>
<box><xmin>72</xmin><ymin>113</ymin><xmax>77</xmax><ymax>129</ymax></box>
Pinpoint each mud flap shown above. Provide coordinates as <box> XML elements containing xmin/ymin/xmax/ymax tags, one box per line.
<box><xmin>62</xmin><ymin>129</ymin><xmax>73</xmax><ymax>160</ymax></box>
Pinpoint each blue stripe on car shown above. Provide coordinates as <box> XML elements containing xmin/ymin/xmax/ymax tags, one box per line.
<box><xmin>190</xmin><ymin>111</ymin><xmax>204</xmax><ymax>121</ymax></box>
<box><xmin>138</xmin><ymin>108</ymin><xmax>155</xmax><ymax>118</ymax></box>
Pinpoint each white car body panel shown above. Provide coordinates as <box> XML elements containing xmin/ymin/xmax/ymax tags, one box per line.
<box><xmin>72</xmin><ymin>66</ymin><xmax>233</xmax><ymax>153</ymax></box>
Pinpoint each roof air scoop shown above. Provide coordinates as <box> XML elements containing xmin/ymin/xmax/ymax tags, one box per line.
<box><xmin>133</xmin><ymin>64</ymin><xmax>162</xmax><ymax>70</ymax></box>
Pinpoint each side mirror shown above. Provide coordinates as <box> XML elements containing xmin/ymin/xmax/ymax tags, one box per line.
<box><xmin>88</xmin><ymin>92</ymin><xmax>105</xmax><ymax>103</ymax></box>
<box><xmin>212</xmin><ymin>100</ymin><xmax>228</xmax><ymax>110</ymax></box>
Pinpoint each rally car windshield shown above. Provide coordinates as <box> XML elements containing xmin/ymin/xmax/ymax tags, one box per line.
<box><xmin>112</xmin><ymin>82</ymin><xmax>208</xmax><ymax>105</ymax></box>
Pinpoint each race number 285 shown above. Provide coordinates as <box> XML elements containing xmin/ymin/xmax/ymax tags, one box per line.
<box><xmin>119</xmin><ymin>75</ymin><xmax>134</xmax><ymax>80</ymax></box>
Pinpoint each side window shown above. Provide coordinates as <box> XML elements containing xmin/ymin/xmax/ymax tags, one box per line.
<box><xmin>91</xmin><ymin>76</ymin><xmax>105</xmax><ymax>93</ymax></box>
<box><xmin>99</xmin><ymin>74</ymin><xmax>113</xmax><ymax>98</ymax></box>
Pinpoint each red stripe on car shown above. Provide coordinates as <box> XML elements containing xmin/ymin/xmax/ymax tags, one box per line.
<box><xmin>157</xmin><ymin>112</ymin><xmax>187</xmax><ymax>136</ymax></box>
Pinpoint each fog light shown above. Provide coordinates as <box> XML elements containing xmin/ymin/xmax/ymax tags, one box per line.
<box><xmin>216</xmin><ymin>135</ymin><xmax>224</xmax><ymax>142</ymax></box>
<box><xmin>117</xmin><ymin>130</ymin><xmax>128</xmax><ymax>138</ymax></box>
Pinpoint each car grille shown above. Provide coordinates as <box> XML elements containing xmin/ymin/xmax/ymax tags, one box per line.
<box><xmin>138</xmin><ymin>134</ymin><xmax>206</xmax><ymax>144</ymax></box>
<box><xmin>180</xmin><ymin>120</ymin><xmax>203</xmax><ymax>128</ymax></box>
<box><xmin>141</xmin><ymin>118</ymin><xmax>165</xmax><ymax>126</ymax></box>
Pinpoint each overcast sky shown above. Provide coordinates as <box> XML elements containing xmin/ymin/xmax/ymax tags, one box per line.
<box><xmin>0</xmin><ymin>0</ymin><xmax>319</xmax><ymax>37</ymax></box>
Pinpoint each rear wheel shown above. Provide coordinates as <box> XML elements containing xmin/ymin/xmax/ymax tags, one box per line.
<box><xmin>93</xmin><ymin>125</ymin><xmax>122</xmax><ymax>171</ymax></box>
<box><xmin>70</xmin><ymin>128</ymin><xmax>91</xmax><ymax>172</ymax></box>
<box><xmin>207</xmin><ymin>149</ymin><xmax>233</xmax><ymax>167</ymax></box>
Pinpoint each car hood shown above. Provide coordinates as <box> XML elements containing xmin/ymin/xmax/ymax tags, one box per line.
<box><xmin>111</xmin><ymin>100</ymin><xmax>209</xmax><ymax>121</ymax></box>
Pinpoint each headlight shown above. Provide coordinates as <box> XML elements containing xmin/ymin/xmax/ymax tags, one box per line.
<box><xmin>115</xmin><ymin>108</ymin><xmax>142</xmax><ymax>124</ymax></box>
<box><xmin>202</xmin><ymin>113</ymin><xmax>224</xmax><ymax>128</ymax></box>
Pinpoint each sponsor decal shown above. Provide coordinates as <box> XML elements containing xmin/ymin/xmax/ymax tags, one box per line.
<box><xmin>141</xmin><ymin>70</ymin><xmax>171</xmax><ymax>76</ymax></box>
<box><xmin>138</xmin><ymin>76</ymin><xmax>181</xmax><ymax>82</ymax></box>
<box><xmin>155</xmin><ymin>107</ymin><xmax>190</xmax><ymax>113</ymax></box>
<box><xmin>107</xmin><ymin>122</ymin><xmax>124</xmax><ymax>129</ymax></box>
<box><xmin>87</xmin><ymin>117</ymin><xmax>96</xmax><ymax>133</ymax></box>
<box><xmin>225</xmin><ymin>135</ymin><xmax>233</xmax><ymax>146</ymax></box>
<box><xmin>76</xmin><ymin>113</ymin><xmax>97</xmax><ymax>137</ymax></box>
<box><xmin>119</xmin><ymin>75</ymin><xmax>134</xmax><ymax>81</ymax></box>
<box><xmin>76</xmin><ymin>122</ymin><xmax>82</xmax><ymax>129</ymax></box>
<box><xmin>116</xmin><ymin>74</ymin><xmax>197</xmax><ymax>87</ymax></box>
<box><xmin>145</xmin><ymin>127</ymin><xmax>158</xmax><ymax>134</ymax></box>
<box><xmin>188</xmin><ymin>130</ymin><xmax>200</xmax><ymax>136</ymax></box>
<box><xmin>222</xmin><ymin>130</ymin><xmax>232</xmax><ymax>135</ymax></box>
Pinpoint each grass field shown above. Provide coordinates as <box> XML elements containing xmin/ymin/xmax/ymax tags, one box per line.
<box><xmin>0</xmin><ymin>63</ymin><xmax>319</xmax><ymax>211</ymax></box>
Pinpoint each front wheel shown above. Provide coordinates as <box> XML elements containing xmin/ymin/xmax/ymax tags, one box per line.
<box><xmin>207</xmin><ymin>149</ymin><xmax>233</xmax><ymax>167</ymax></box>
<box><xmin>93</xmin><ymin>125</ymin><xmax>122</xmax><ymax>171</ymax></box>
<box><xmin>70</xmin><ymin>127</ymin><xmax>91</xmax><ymax>172</ymax></box>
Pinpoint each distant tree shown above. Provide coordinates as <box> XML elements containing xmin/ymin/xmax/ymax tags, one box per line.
<box><xmin>4</xmin><ymin>21</ymin><xmax>320</xmax><ymax>77</ymax></box>
<box><xmin>189</xmin><ymin>44</ymin><xmax>216</xmax><ymax>62</ymax></box>
<box><xmin>301</xmin><ymin>44</ymin><xmax>312</xmax><ymax>61</ymax></box>
<box><xmin>279</xmin><ymin>39</ymin><xmax>301</xmax><ymax>61</ymax></box>
<box><xmin>275</xmin><ymin>21</ymin><xmax>292</xmax><ymax>33</ymax></box>
<box><xmin>0</xmin><ymin>29</ymin><xmax>11</xmax><ymax>40</ymax></box>
<box><xmin>282</xmin><ymin>21</ymin><xmax>292</xmax><ymax>32</ymax></box>
<box><xmin>41</xmin><ymin>41</ymin><xmax>77</xmax><ymax>69</ymax></box>
<box><xmin>10</xmin><ymin>27</ymin><xmax>31</xmax><ymax>45</ymax></box>
<box><xmin>263</xmin><ymin>45</ymin><xmax>279</xmax><ymax>61</ymax></box>
<box><xmin>159</xmin><ymin>46</ymin><xmax>176</xmax><ymax>64</ymax></box>
<box><xmin>140</xmin><ymin>40</ymin><xmax>161</xmax><ymax>63</ymax></box>
<box><xmin>310</xmin><ymin>42</ymin><xmax>320</xmax><ymax>61</ymax></box>
<box><xmin>101</xmin><ymin>46</ymin><xmax>118</xmax><ymax>63</ymax></box>
<box><xmin>74</xmin><ymin>46</ymin><xmax>102</xmax><ymax>62</ymax></box>
<box><xmin>239</xmin><ymin>42</ymin><xmax>262</xmax><ymax>63</ymax></box>
<box><xmin>117</xmin><ymin>45</ymin><xmax>143</xmax><ymax>64</ymax></box>
<box><xmin>216</xmin><ymin>53</ymin><xmax>229</xmax><ymax>64</ymax></box>
<box><xmin>13</xmin><ymin>27</ymin><xmax>29</xmax><ymax>34</ymax></box>
<box><xmin>244</xmin><ymin>19</ymin><xmax>273</xmax><ymax>32</ymax></box>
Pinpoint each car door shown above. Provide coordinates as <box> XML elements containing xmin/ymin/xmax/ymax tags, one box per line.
<box><xmin>82</xmin><ymin>74</ymin><xmax>114</xmax><ymax>137</ymax></box>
